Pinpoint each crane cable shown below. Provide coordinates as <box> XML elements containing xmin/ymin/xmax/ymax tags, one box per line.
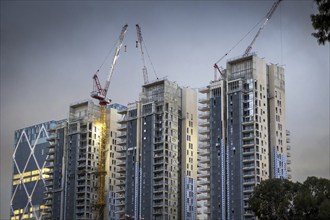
<box><xmin>142</xmin><ymin>39</ymin><xmax>159</xmax><ymax>80</ymax></box>
<box><xmin>215</xmin><ymin>10</ymin><xmax>272</xmax><ymax>65</ymax></box>
<box><xmin>94</xmin><ymin>37</ymin><xmax>118</xmax><ymax>75</ymax></box>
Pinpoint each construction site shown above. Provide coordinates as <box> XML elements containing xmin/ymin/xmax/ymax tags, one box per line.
<box><xmin>8</xmin><ymin>1</ymin><xmax>293</xmax><ymax>220</ymax></box>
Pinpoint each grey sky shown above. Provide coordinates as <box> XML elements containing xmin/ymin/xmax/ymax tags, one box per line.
<box><xmin>1</xmin><ymin>0</ymin><xmax>329</xmax><ymax>218</ymax></box>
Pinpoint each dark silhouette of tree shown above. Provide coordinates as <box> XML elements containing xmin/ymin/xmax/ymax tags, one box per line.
<box><xmin>311</xmin><ymin>0</ymin><xmax>330</xmax><ymax>45</ymax></box>
<box><xmin>248</xmin><ymin>177</ymin><xmax>330</xmax><ymax>220</ymax></box>
<box><xmin>294</xmin><ymin>177</ymin><xmax>330</xmax><ymax>220</ymax></box>
<box><xmin>248</xmin><ymin>178</ymin><xmax>298</xmax><ymax>220</ymax></box>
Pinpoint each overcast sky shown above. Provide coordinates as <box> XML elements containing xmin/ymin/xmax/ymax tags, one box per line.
<box><xmin>1</xmin><ymin>0</ymin><xmax>329</xmax><ymax>218</ymax></box>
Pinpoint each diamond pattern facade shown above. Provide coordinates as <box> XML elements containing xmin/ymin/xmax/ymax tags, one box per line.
<box><xmin>10</xmin><ymin>121</ymin><xmax>56</xmax><ymax>220</ymax></box>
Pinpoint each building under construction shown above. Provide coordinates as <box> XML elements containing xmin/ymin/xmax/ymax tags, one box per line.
<box><xmin>116</xmin><ymin>78</ymin><xmax>198</xmax><ymax>220</ymax></box>
<box><xmin>197</xmin><ymin>54</ymin><xmax>291</xmax><ymax>220</ymax></box>
<box><xmin>41</xmin><ymin>100</ymin><xmax>125</xmax><ymax>220</ymax></box>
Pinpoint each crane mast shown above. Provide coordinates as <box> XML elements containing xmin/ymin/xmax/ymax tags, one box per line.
<box><xmin>90</xmin><ymin>24</ymin><xmax>128</xmax><ymax>220</ymax></box>
<box><xmin>136</xmin><ymin>24</ymin><xmax>149</xmax><ymax>84</ymax></box>
<box><xmin>243</xmin><ymin>0</ymin><xmax>282</xmax><ymax>56</ymax></box>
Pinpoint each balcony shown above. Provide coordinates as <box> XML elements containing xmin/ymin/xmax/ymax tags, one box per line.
<box><xmin>77</xmin><ymin>162</ymin><xmax>86</xmax><ymax>168</ymax></box>
<box><xmin>154</xmin><ymin>173</ymin><xmax>164</xmax><ymax>179</ymax></box>
<box><xmin>117</xmin><ymin>118</ymin><xmax>126</xmax><ymax>124</ymax></box>
<box><xmin>117</xmin><ymin>174</ymin><xmax>126</xmax><ymax>180</ymax></box>
<box><xmin>117</xmin><ymin>180</ymin><xmax>125</xmax><ymax>187</ymax></box>
<box><xmin>46</xmin><ymin>134</ymin><xmax>56</xmax><ymax>142</ymax></box>
<box><xmin>198</xmin><ymin>170</ymin><xmax>210</xmax><ymax>178</ymax></box>
<box><xmin>242</xmin><ymin>140</ymin><xmax>254</xmax><ymax>148</ymax></box>
<box><xmin>199</xmin><ymin>149</ymin><xmax>210</xmax><ymax>156</ymax></box>
<box><xmin>198</xmin><ymin>128</ymin><xmax>210</xmax><ymax>135</ymax></box>
<box><xmin>154</xmin><ymin>164</ymin><xmax>164</xmax><ymax>171</ymax></box>
<box><xmin>242</xmin><ymin>156</ymin><xmax>255</xmax><ymax>163</ymax></box>
<box><xmin>243</xmin><ymin>163</ymin><xmax>255</xmax><ymax>170</ymax></box>
<box><xmin>44</xmin><ymin>194</ymin><xmax>53</xmax><ymax>201</ymax></box>
<box><xmin>198</xmin><ymin>163</ymin><xmax>210</xmax><ymax>170</ymax></box>
<box><xmin>116</xmin><ymin>187</ymin><xmax>125</xmax><ymax>193</ymax></box>
<box><xmin>117</xmin><ymin>124</ymin><xmax>127</xmax><ymax>131</ymax></box>
<box><xmin>154</xmin><ymin>144</ymin><xmax>164</xmax><ymax>151</ymax></box>
<box><xmin>116</xmin><ymin>193</ymin><xmax>126</xmax><ymax>201</ymax></box>
<box><xmin>198</xmin><ymin>105</ymin><xmax>210</xmax><ymax>112</ymax></box>
<box><xmin>117</xmin><ymin>132</ymin><xmax>127</xmax><ymax>139</ymax></box>
<box><xmin>46</xmin><ymin>155</ymin><xmax>55</xmax><ymax>162</ymax></box>
<box><xmin>199</xmin><ymin>135</ymin><xmax>210</xmax><ymax>142</ymax></box>
<box><xmin>198</xmin><ymin>97</ymin><xmax>209</xmax><ymax>104</ymax></box>
<box><xmin>45</xmin><ymin>162</ymin><xmax>54</xmax><ymax>169</ymax></box>
<box><xmin>243</xmin><ymin>185</ymin><xmax>255</xmax><ymax>193</ymax></box>
<box><xmin>198</xmin><ymin>186</ymin><xmax>210</xmax><ymax>193</ymax></box>
<box><xmin>242</xmin><ymin>125</ymin><xmax>254</xmax><ymax>132</ymax></box>
<box><xmin>47</xmin><ymin>142</ymin><xmax>56</xmax><ymax>149</ymax></box>
<box><xmin>117</xmin><ymin>153</ymin><xmax>126</xmax><ymax>160</ymax></box>
<box><xmin>153</xmin><ymin>187</ymin><xmax>164</xmax><ymax>193</ymax></box>
<box><xmin>154</xmin><ymin>153</ymin><xmax>164</xmax><ymax>158</ymax></box>
<box><xmin>117</xmin><ymin>146</ymin><xmax>126</xmax><ymax>153</ymax></box>
<box><xmin>242</xmin><ymin>133</ymin><xmax>254</xmax><ymax>140</ymax></box>
<box><xmin>153</xmin><ymin>201</ymin><xmax>164</xmax><ymax>207</ymax></box>
<box><xmin>199</xmin><ymin>86</ymin><xmax>210</xmax><ymax>94</ymax></box>
<box><xmin>78</xmin><ymin>155</ymin><xmax>86</xmax><ymax>162</ymax></box>
<box><xmin>243</xmin><ymin>178</ymin><xmax>256</xmax><ymax>185</ymax></box>
<box><xmin>117</xmin><ymin>139</ymin><xmax>127</xmax><ymax>146</ymax></box>
<box><xmin>242</xmin><ymin>116</ymin><xmax>254</xmax><ymax>125</ymax></box>
<box><xmin>197</xmin><ymin>193</ymin><xmax>210</xmax><ymax>200</ymax></box>
<box><xmin>197</xmin><ymin>179</ymin><xmax>209</xmax><ymax>186</ymax></box>
<box><xmin>199</xmin><ymin>142</ymin><xmax>210</xmax><ymax>149</ymax></box>
<box><xmin>154</xmin><ymin>158</ymin><xmax>164</xmax><ymax>165</ymax></box>
<box><xmin>198</xmin><ymin>112</ymin><xmax>210</xmax><ymax>119</ymax></box>
<box><xmin>199</xmin><ymin>121</ymin><xmax>210</xmax><ymax>127</ymax></box>
<box><xmin>198</xmin><ymin>156</ymin><xmax>210</xmax><ymax>164</ymax></box>
<box><xmin>117</xmin><ymin>167</ymin><xmax>126</xmax><ymax>173</ymax></box>
<box><xmin>197</xmin><ymin>201</ymin><xmax>210</xmax><ymax>207</ymax></box>
<box><xmin>243</xmin><ymin>148</ymin><xmax>255</xmax><ymax>155</ymax></box>
<box><xmin>154</xmin><ymin>180</ymin><xmax>164</xmax><ymax>186</ymax></box>
<box><xmin>115</xmin><ymin>200</ymin><xmax>125</xmax><ymax>207</ymax></box>
<box><xmin>117</xmin><ymin>161</ymin><xmax>126</xmax><ymax>167</ymax></box>
<box><xmin>243</xmin><ymin>171</ymin><xmax>255</xmax><ymax>177</ymax></box>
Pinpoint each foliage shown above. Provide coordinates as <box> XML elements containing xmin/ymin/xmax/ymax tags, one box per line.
<box><xmin>311</xmin><ymin>0</ymin><xmax>330</xmax><ymax>45</ymax></box>
<box><xmin>248</xmin><ymin>177</ymin><xmax>330</xmax><ymax>220</ymax></box>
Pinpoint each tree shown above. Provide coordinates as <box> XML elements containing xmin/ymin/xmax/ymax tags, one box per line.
<box><xmin>248</xmin><ymin>177</ymin><xmax>330</xmax><ymax>220</ymax></box>
<box><xmin>248</xmin><ymin>178</ymin><xmax>298</xmax><ymax>220</ymax></box>
<box><xmin>311</xmin><ymin>0</ymin><xmax>330</xmax><ymax>45</ymax></box>
<box><xmin>294</xmin><ymin>177</ymin><xmax>330</xmax><ymax>220</ymax></box>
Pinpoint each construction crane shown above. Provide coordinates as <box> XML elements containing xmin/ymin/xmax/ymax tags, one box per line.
<box><xmin>136</xmin><ymin>24</ymin><xmax>149</xmax><ymax>84</ymax></box>
<box><xmin>91</xmin><ymin>24</ymin><xmax>128</xmax><ymax>219</ymax></box>
<box><xmin>243</xmin><ymin>0</ymin><xmax>282</xmax><ymax>56</ymax></box>
<box><xmin>213</xmin><ymin>0</ymin><xmax>282</xmax><ymax>80</ymax></box>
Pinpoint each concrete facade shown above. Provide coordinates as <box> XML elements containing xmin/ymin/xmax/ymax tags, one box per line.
<box><xmin>118</xmin><ymin>79</ymin><xmax>198</xmax><ymax>220</ymax></box>
<box><xmin>31</xmin><ymin>100</ymin><xmax>125</xmax><ymax>220</ymax></box>
<box><xmin>197</xmin><ymin>55</ymin><xmax>289</xmax><ymax>220</ymax></box>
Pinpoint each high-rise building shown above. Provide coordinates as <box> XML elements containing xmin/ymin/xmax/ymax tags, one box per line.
<box><xmin>106</xmin><ymin>103</ymin><xmax>127</xmax><ymax>220</ymax></box>
<box><xmin>118</xmin><ymin>79</ymin><xmax>198</xmax><ymax>220</ymax></box>
<box><xmin>10</xmin><ymin>120</ymin><xmax>57</xmax><ymax>220</ymax></box>
<box><xmin>197</xmin><ymin>55</ymin><xmax>289</xmax><ymax>220</ymax></box>
<box><xmin>43</xmin><ymin>119</ymin><xmax>67</xmax><ymax>220</ymax></box>
<box><xmin>39</xmin><ymin>100</ymin><xmax>125</xmax><ymax>220</ymax></box>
